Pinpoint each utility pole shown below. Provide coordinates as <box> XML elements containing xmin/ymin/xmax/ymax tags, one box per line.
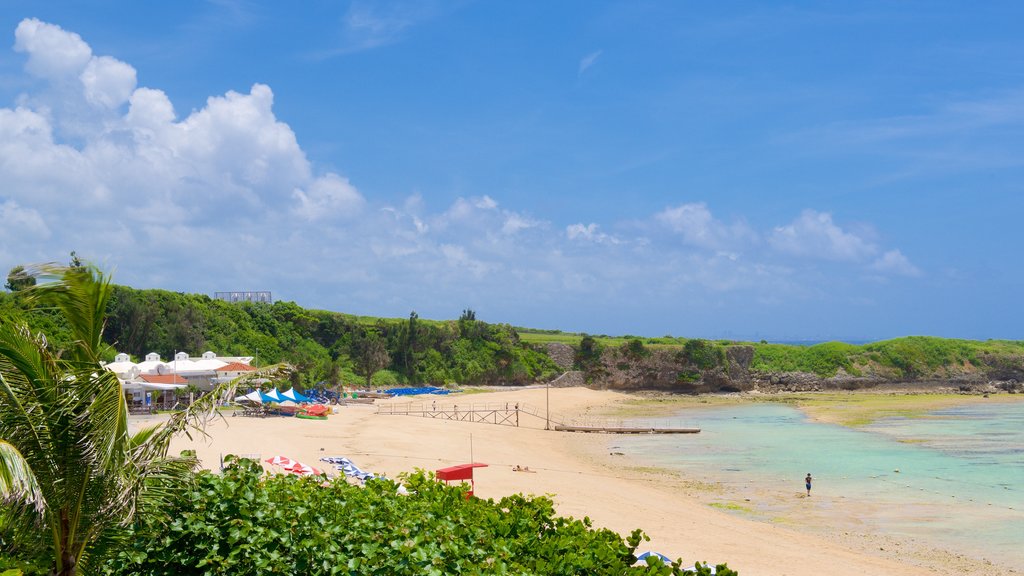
<box><xmin>545</xmin><ymin>380</ymin><xmax>550</xmax><ymax>431</ymax></box>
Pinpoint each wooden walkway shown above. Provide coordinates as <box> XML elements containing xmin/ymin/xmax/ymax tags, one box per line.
<box><xmin>376</xmin><ymin>401</ymin><xmax>700</xmax><ymax>434</ymax></box>
<box><xmin>376</xmin><ymin>402</ymin><xmax>528</xmax><ymax>427</ymax></box>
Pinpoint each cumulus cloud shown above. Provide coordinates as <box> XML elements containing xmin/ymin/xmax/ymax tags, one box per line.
<box><xmin>2</xmin><ymin>18</ymin><xmax>363</xmax><ymax>226</ymax></box>
<box><xmin>768</xmin><ymin>209</ymin><xmax>876</xmax><ymax>261</ymax></box>
<box><xmin>502</xmin><ymin>213</ymin><xmax>539</xmax><ymax>235</ymax></box>
<box><xmin>0</xmin><ymin>18</ymin><xmax>924</xmax><ymax>337</ymax></box>
<box><xmin>292</xmin><ymin>174</ymin><xmax>364</xmax><ymax>221</ymax></box>
<box><xmin>870</xmin><ymin>249</ymin><xmax>921</xmax><ymax>277</ymax></box>
<box><xmin>656</xmin><ymin>202</ymin><xmax>756</xmax><ymax>250</ymax></box>
<box><xmin>14</xmin><ymin>18</ymin><xmax>92</xmax><ymax>80</ymax></box>
<box><xmin>566</xmin><ymin>223</ymin><xmax>619</xmax><ymax>244</ymax></box>
<box><xmin>0</xmin><ymin>200</ymin><xmax>50</xmax><ymax>239</ymax></box>
<box><xmin>81</xmin><ymin>56</ymin><xmax>136</xmax><ymax>109</ymax></box>
<box><xmin>435</xmin><ymin>195</ymin><xmax>539</xmax><ymax>239</ymax></box>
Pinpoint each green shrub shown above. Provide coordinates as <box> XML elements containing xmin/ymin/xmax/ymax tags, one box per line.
<box><xmin>370</xmin><ymin>369</ymin><xmax>402</xmax><ymax>387</ymax></box>
<box><xmin>680</xmin><ymin>339</ymin><xmax>725</xmax><ymax>370</ymax></box>
<box><xmin>751</xmin><ymin>342</ymin><xmax>855</xmax><ymax>377</ymax></box>
<box><xmin>100</xmin><ymin>458</ymin><xmax>736</xmax><ymax>576</ymax></box>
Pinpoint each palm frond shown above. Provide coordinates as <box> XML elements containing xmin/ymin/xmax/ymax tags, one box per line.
<box><xmin>0</xmin><ymin>263</ymin><xmax>291</xmax><ymax>574</ymax></box>
<box><xmin>0</xmin><ymin>440</ymin><xmax>44</xmax><ymax>515</ymax></box>
<box><xmin>19</xmin><ymin>263</ymin><xmax>112</xmax><ymax>364</ymax></box>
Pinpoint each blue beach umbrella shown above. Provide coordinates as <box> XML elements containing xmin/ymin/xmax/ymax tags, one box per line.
<box><xmin>637</xmin><ymin>551</ymin><xmax>673</xmax><ymax>564</ymax></box>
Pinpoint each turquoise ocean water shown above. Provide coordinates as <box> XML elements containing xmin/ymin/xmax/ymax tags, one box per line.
<box><xmin>614</xmin><ymin>401</ymin><xmax>1024</xmax><ymax>569</ymax></box>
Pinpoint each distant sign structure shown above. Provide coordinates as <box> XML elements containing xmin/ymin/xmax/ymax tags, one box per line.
<box><xmin>214</xmin><ymin>291</ymin><xmax>273</xmax><ymax>304</ymax></box>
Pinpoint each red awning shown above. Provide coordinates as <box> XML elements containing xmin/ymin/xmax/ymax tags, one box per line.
<box><xmin>436</xmin><ymin>462</ymin><xmax>488</xmax><ymax>481</ymax></box>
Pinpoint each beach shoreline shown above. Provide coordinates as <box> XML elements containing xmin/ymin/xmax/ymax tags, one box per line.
<box><xmin>162</xmin><ymin>387</ymin><xmax>1019</xmax><ymax>575</ymax></box>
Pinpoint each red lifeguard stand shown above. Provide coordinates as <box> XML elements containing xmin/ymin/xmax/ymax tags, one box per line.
<box><xmin>436</xmin><ymin>462</ymin><xmax>488</xmax><ymax>497</ymax></box>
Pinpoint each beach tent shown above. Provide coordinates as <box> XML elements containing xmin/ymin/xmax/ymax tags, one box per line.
<box><xmin>281</xmin><ymin>387</ymin><xmax>312</xmax><ymax>403</ymax></box>
<box><xmin>234</xmin><ymin>390</ymin><xmax>264</xmax><ymax>404</ymax></box>
<box><xmin>436</xmin><ymin>462</ymin><xmax>488</xmax><ymax>497</ymax></box>
<box><xmin>260</xmin><ymin>388</ymin><xmax>283</xmax><ymax>403</ymax></box>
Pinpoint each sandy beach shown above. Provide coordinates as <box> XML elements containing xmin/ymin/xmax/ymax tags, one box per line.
<box><xmin>160</xmin><ymin>387</ymin><xmax>1007</xmax><ymax>576</ymax></box>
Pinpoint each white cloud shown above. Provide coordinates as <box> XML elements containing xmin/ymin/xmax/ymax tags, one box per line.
<box><xmin>656</xmin><ymin>202</ymin><xmax>756</xmax><ymax>250</ymax></box>
<box><xmin>14</xmin><ymin>18</ymin><xmax>92</xmax><ymax>80</ymax></box>
<box><xmin>126</xmin><ymin>87</ymin><xmax>176</xmax><ymax>129</ymax></box>
<box><xmin>870</xmin><ymin>249</ymin><xmax>921</xmax><ymax>277</ymax></box>
<box><xmin>80</xmin><ymin>56</ymin><xmax>137</xmax><ymax>109</ymax></box>
<box><xmin>326</xmin><ymin>1</ymin><xmax>438</xmax><ymax>55</ymax></box>
<box><xmin>566</xmin><ymin>223</ymin><xmax>619</xmax><ymax>244</ymax></box>
<box><xmin>0</xmin><ymin>200</ymin><xmax>50</xmax><ymax>239</ymax></box>
<box><xmin>578</xmin><ymin>50</ymin><xmax>602</xmax><ymax>75</ymax></box>
<box><xmin>502</xmin><ymin>213</ymin><xmax>539</xmax><ymax>235</ymax></box>
<box><xmin>439</xmin><ymin>243</ymin><xmax>490</xmax><ymax>278</ymax></box>
<box><xmin>0</xmin><ymin>18</ymin><xmax>927</xmax><ymax>338</ymax></box>
<box><xmin>768</xmin><ymin>209</ymin><xmax>876</xmax><ymax>261</ymax></box>
<box><xmin>292</xmin><ymin>173</ymin><xmax>365</xmax><ymax>221</ymax></box>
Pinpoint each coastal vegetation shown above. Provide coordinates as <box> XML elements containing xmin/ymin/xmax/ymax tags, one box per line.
<box><xmin>100</xmin><ymin>457</ymin><xmax>733</xmax><ymax>575</ymax></box>
<box><xmin>0</xmin><ymin>281</ymin><xmax>561</xmax><ymax>390</ymax></box>
<box><xmin>527</xmin><ymin>330</ymin><xmax>1024</xmax><ymax>381</ymax></box>
<box><xmin>2</xmin><ymin>264</ymin><xmax>1022</xmax><ymax>393</ymax></box>
<box><xmin>0</xmin><ymin>266</ymin><xmax>276</xmax><ymax>575</ymax></box>
<box><xmin>0</xmin><ymin>265</ymin><xmax>733</xmax><ymax>574</ymax></box>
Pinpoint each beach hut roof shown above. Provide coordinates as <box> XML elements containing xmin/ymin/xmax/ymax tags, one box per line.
<box><xmin>140</xmin><ymin>373</ymin><xmax>188</xmax><ymax>385</ymax></box>
<box><xmin>436</xmin><ymin>463</ymin><xmax>488</xmax><ymax>482</ymax></box>
<box><xmin>217</xmin><ymin>362</ymin><xmax>257</xmax><ymax>372</ymax></box>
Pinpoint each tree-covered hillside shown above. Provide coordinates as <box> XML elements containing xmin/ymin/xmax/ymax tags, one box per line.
<box><xmin>0</xmin><ymin>284</ymin><xmax>560</xmax><ymax>389</ymax></box>
<box><xmin>4</xmin><ymin>275</ymin><xmax>1022</xmax><ymax>393</ymax></box>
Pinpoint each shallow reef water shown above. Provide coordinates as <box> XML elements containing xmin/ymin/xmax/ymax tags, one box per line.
<box><xmin>616</xmin><ymin>401</ymin><xmax>1024</xmax><ymax>569</ymax></box>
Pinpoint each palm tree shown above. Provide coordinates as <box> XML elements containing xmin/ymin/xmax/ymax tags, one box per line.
<box><xmin>0</xmin><ymin>264</ymin><xmax>281</xmax><ymax>575</ymax></box>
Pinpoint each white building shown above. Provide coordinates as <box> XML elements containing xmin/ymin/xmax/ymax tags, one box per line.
<box><xmin>103</xmin><ymin>351</ymin><xmax>256</xmax><ymax>393</ymax></box>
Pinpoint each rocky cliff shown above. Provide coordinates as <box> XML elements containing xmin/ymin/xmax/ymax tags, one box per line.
<box><xmin>572</xmin><ymin>344</ymin><xmax>1024</xmax><ymax>394</ymax></box>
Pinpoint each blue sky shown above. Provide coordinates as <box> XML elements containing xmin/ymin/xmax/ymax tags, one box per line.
<box><xmin>0</xmin><ymin>1</ymin><xmax>1021</xmax><ymax>341</ymax></box>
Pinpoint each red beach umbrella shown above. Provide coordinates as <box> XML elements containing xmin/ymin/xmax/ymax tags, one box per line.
<box><xmin>265</xmin><ymin>455</ymin><xmax>296</xmax><ymax>468</ymax></box>
<box><xmin>287</xmin><ymin>461</ymin><xmax>321</xmax><ymax>476</ymax></box>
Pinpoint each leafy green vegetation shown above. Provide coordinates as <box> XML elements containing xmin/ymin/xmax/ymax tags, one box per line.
<box><xmin>679</xmin><ymin>339</ymin><xmax>725</xmax><ymax>370</ymax></box>
<box><xmin>101</xmin><ymin>457</ymin><xmax>735</xmax><ymax>576</ymax></box>
<box><xmin>0</xmin><ymin>286</ymin><xmax>560</xmax><ymax>390</ymax></box>
<box><xmin>3</xmin><ymin>267</ymin><xmax>1022</xmax><ymax>389</ymax></box>
<box><xmin>750</xmin><ymin>337</ymin><xmax>1024</xmax><ymax>378</ymax></box>
<box><xmin>1</xmin><ymin>266</ymin><xmax>735</xmax><ymax>575</ymax></box>
<box><xmin>750</xmin><ymin>342</ymin><xmax>857</xmax><ymax>376</ymax></box>
<box><xmin>0</xmin><ymin>265</ymin><xmax>277</xmax><ymax>576</ymax></box>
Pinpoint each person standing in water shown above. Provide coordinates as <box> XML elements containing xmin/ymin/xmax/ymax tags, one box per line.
<box><xmin>805</xmin><ymin>473</ymin><xmax>813</xmax><ymax>496</ymax></box>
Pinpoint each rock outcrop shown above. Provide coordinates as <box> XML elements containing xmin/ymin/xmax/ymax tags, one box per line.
<box><xmin>545</xmin><ymin>343</ymin><xmax>575</xmax><ymax>370</ymax></box>
<box><xmin>563</xmin><ymin>342</ymin><xmax>1022</xmax><ymax>394</ymax></box>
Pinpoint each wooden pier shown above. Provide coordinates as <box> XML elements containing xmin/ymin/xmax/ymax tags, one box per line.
<box><xmin>553</xmin><ymin>424</ymin><xmax>700</xmax><ymax>434</ymax></box>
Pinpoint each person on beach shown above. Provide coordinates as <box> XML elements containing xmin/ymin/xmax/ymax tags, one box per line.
<box><xmin>805</xmin><ymin>473</ymin><xmax>813</xmax><ymax>496</ymax></box>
